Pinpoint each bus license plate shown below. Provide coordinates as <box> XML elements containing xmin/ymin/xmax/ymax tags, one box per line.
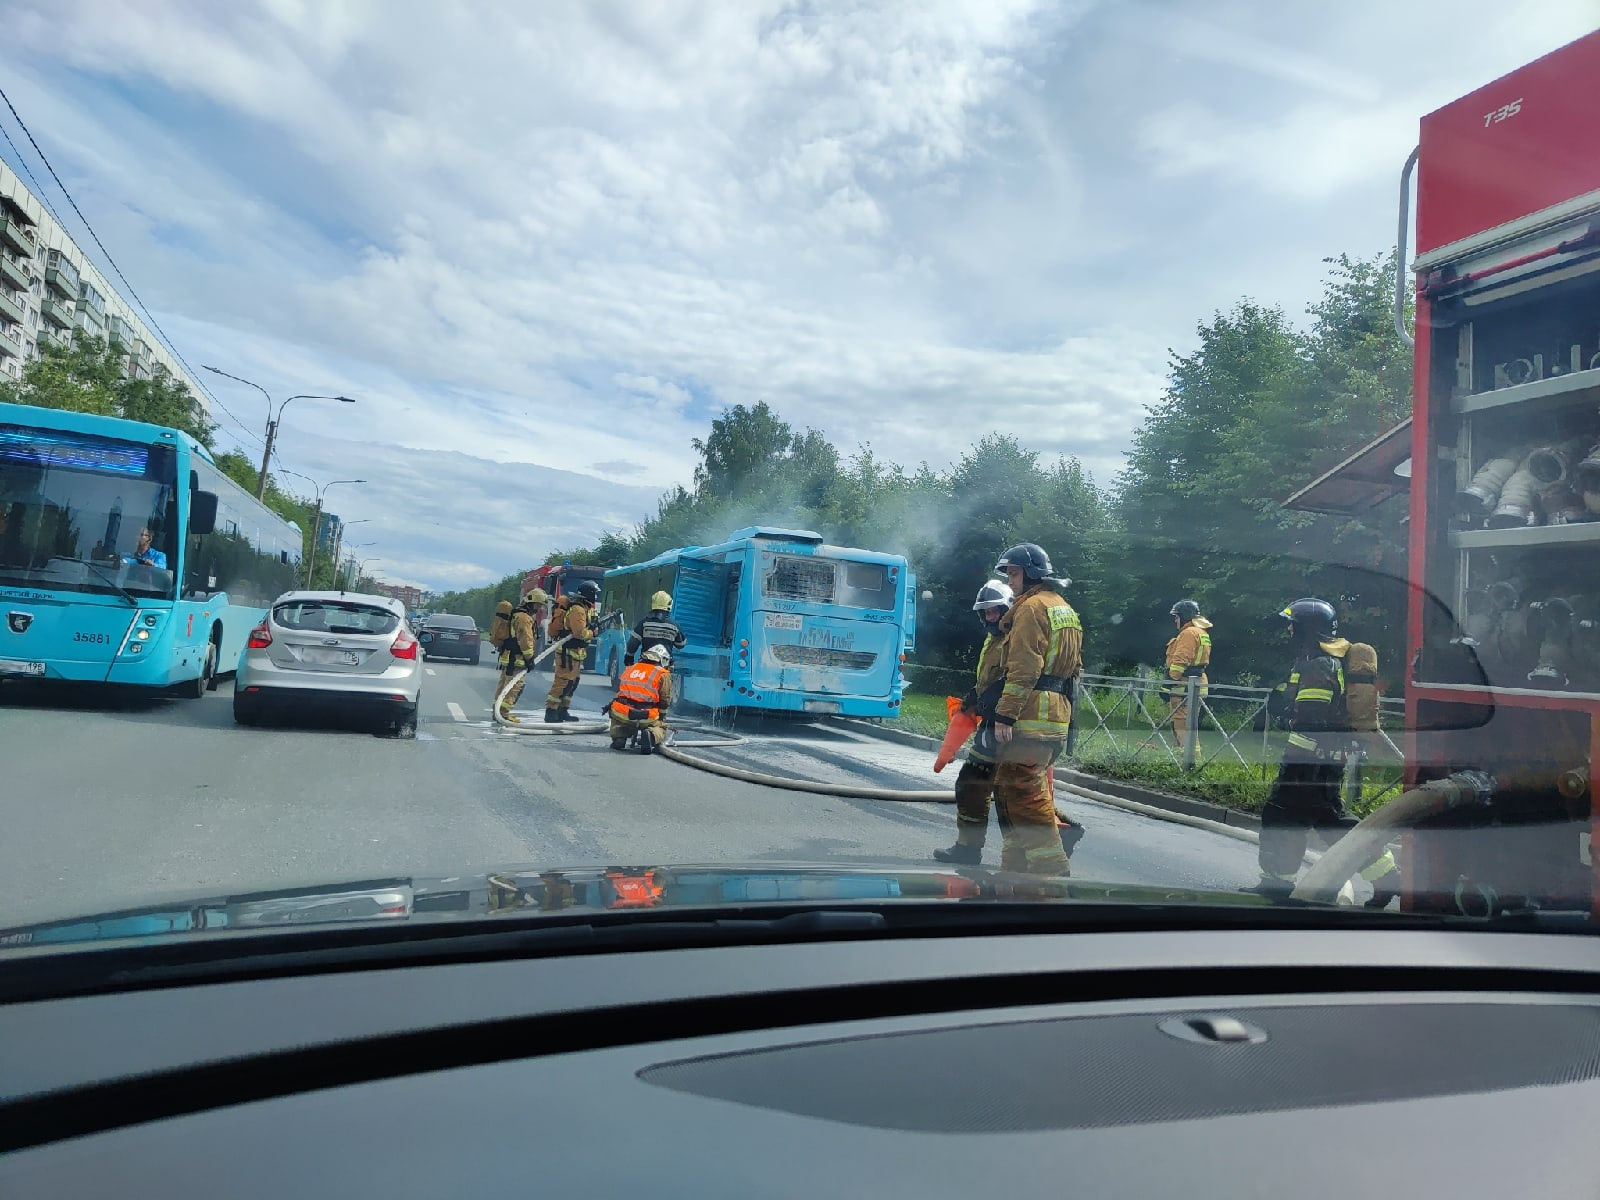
<box><xmin>804</xmin><ymin>700</ymin><xmax>840</xmax><ymax>714</ymax></box>
<box><xmin>764</xmin><ymin>612</ymin><xmax>802</xmax><ymax>630</ymax></box>
<box><xmin>0</xmin><ymin>658</ymin><xmax>45</xmax><ymax>676</ymax></box>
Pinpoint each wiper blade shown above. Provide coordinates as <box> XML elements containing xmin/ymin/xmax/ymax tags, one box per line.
<box><xmin>59</xmin><ymin>557</ymin><xmax>137</xmax><ymax>606</ymax></box>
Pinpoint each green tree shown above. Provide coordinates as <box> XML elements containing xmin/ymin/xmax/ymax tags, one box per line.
<box><xmin>0</xmin><ymin>331</ymin><xmax>213</xmax><ymax>446</ymax></box>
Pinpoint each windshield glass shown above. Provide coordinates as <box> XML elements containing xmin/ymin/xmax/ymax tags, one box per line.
<box><xmin>0</xmin><ymin>425</ymin><xmax>177</xmax><ymax>599</ymax></box>
<box><xmin>3</xmin><ymin>5</ymin><xmax>1599</xmax><ymax>953</ymax></box>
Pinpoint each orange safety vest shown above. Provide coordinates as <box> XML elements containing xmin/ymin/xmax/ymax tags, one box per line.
<box><xmin>611</xmin><ymin>661</ymin><xmax>666</xmax><ymax>721</ymax></box>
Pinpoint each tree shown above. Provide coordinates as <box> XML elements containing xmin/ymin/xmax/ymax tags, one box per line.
<box><xmin>0</xmin><ymin>330</ymin><xmax>214</xmax><ymax>447</ymax></box>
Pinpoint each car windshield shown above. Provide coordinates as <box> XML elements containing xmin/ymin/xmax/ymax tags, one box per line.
<box><xmin>3</xmin><ymin>5</ymin><xmax>1599</xmax><ymax>952</ymax></box>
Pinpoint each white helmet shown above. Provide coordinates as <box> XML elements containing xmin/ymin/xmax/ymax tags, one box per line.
<box><xmin>641</xmin><ymin>644</ymin><xmax>672</xmax><ymax>667</ymax></box>
<box><xmin>972</xmin><ymin>579</ymin><xmax>1013</xmax><ymax>611</ymax></box>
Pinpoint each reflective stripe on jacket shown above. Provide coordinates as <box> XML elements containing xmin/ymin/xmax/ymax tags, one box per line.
<box><xmin>1164</xmin><ymin>618</ymin><xmax>1212</xmax><ymax>695</ymax></box>
<box><xmin>610</xmin><ymin>662</ymin><xmax>672</xmax><ymax>721</ymax></box>
<box><xmin>994</xmin><ymin>585</ymin><xmax>1082</xmax><ymax>740</ymax></box>
<box><xmin>1283</xmin><ymin>644</ymin><xmax>1349</xmax><ymax>760</ymax></box>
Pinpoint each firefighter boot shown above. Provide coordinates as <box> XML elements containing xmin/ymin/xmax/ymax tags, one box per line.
<box><xmin>638</xmin><ymin>730</ymin><xmax>656</xmax><ymax>755</ymax></box>
<box><xmin>1058</xmin><ymin>819</ymin><xmax>1085</xmax><ymax>857</ymax></box>
<box><xmin>610</xmin><ymin>737</ymin><xmax>628</xmax><ymax>751</ymax></box>
<box><xmin>499</xmin><ymin>704</ymin><xmax>522</xmax><ymax>725</ymax></box>
<box><xmin>1242</xmin><ymin>873</ymin><xmax>1296</xmax><ymax>900</ymax></box>
<box><xmin>932</xmin><ymin>842</ymin><xmax>982</xmax><ymax>865</ymax></box>
<box><xmin>559</xmin><ymin>710</ymin><xmax>583</xmax><ymax>723</ymax></box>
<box><xmin>544</xmin><ymin>708</ymin><xmax>561</xmax><ymax>724</ymax></box>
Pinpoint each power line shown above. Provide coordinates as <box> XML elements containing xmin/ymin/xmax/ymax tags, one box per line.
<box><xmin>0</xmin><ymin>117</ymin><xmax>66</xmax><ymax>232</ymax></box>
<box><xmin>0</xmin><ymin>84</ymin><xmax>259</xmax><ymax>451</ymax></box>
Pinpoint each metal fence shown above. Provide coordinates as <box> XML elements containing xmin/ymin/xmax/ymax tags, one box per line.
<box><xmin>1067</xmin><ymin>671</ymin><xmax>1407</xmax><ymax>807</ymax></box>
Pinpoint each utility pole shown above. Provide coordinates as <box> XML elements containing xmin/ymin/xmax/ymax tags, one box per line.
<box><xmin>276</xmin><ymin>471</ymin><xmax>364</xmax><ymax>588</ymax></box>
<box><xmin>202</xmin><ymin>366</ymin><xmax>356</xmax><ymax>502</ymax></box>
<box><xmin>330</xmin><ymin>518</ymin><xmax>369</xmax><ymax>591</ymax></box>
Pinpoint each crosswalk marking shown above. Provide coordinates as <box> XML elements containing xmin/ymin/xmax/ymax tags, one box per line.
<box><xmin>446</xmin><ymin>702</ymin><xmax>467</xmax><ymax>722</ymax></box>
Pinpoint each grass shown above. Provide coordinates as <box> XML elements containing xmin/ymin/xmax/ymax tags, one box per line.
<box><xmin>888</xmin><ymin>687</ymin><xmax>1405</xmax><ymax>816</ymax></box>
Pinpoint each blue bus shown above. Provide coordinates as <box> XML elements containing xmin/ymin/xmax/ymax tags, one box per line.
<box><xmin>595</xmin><ymin>526</ymin><xmax>916</xmax><ymax>717</ymax></box>
<box><xmin>0</xmin><ymin>402</ymin><xmax>301</xmax><ymax>695</ymax></box>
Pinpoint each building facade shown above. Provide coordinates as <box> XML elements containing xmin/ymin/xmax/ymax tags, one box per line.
<box><xmin>0</xmin><ymin>159</ymin><xmax>207</xmax><ymax>405</ymax></box>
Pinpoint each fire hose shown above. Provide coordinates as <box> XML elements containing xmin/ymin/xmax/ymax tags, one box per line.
<box><xmin>492</xmin><ymin>636</ymin><xmax>609</xmax><ymax>734</ymax></box>
<box><xmin>1290</xmin><ymin>770</ymin><xmax>1496</xmax><ymax>905</ymax></box>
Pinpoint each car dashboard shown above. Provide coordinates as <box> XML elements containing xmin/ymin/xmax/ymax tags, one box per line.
<box><xmin>1</xmin><ymin>924</ymin><xmax>1599</xmax><ymax>1197</ymax></box>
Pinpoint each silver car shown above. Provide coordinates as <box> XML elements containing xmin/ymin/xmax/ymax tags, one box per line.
<box><xmin>233</xmin><ymin>591</ymin><xmax>422</xmax><ymax>737</ymax></box>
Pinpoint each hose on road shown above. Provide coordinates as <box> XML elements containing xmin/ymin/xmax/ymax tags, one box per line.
<box><xmin>655</xmin><ymin>739</ymin><xmax>957</xmax><ymax>803</ymax></box>
<box><xmin>1290</xmin><ymin>770</ymin><xmax>1495</xmax><ymax>905</ymax></box>
<box><xmin>491</xmin><ymin>637</ymin><xmax>609</xmax><ymax>735</ymax></box>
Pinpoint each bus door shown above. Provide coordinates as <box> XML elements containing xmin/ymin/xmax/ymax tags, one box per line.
<box><xmin>672</xmin><ymin>555</ymin><xmax>735</xmax><ymax>675</ymax></box>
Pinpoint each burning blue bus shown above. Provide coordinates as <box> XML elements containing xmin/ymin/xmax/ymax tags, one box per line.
<box><xmin>595</xmin><ymin>527</ymin><xmax>916</xmax><ymax>717</ymax></box>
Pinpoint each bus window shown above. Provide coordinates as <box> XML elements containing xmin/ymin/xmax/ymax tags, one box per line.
<box><xmin>765</xmin><ymin>555</ymin><xmax>834</xmax><ymax>603</ymax></box>
<box><xmin>838</xmin><ymin>561</ymin><xmax>894</xmax><ymax>611</ymax></box>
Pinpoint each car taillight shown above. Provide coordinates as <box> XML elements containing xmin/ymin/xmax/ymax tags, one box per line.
<box><xmin>247</xmin><ymin>623</ymin><xmax>272</xmax><ymax>649</ymax></box>
<box><xmin>392</xmin><ymin>629</ymin><xmax>419</xmax><ymax>660</ymax></box>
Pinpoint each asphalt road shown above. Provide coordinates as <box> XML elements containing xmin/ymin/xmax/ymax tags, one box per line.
<box><xmin>0</xmin><ymin>658</ymin><xmax>1264</xmax><ymax>927</ymax></box>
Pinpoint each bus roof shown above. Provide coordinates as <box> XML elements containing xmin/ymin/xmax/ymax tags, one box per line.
<box><xmin>604</xmin><ymin>528</ymin><xmax>908</xmax><ymax>578</ymax></box>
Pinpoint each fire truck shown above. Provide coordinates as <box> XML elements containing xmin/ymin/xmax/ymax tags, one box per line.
<box><xmin>519</xmin><ymin>562</ymin><xmax>612</xmax><ymax>665</ymax></box>
<box><xmin>1399</xmin><ymin>28</ymin><xmax>1600</xmax><ymax>919</ymax></box>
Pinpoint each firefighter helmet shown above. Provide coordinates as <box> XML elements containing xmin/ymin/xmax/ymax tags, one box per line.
<box><xmin>574</xmin><ymin>580</ymin><xmax>601</xmax><ymax>603</ymax></box>
<box><xmin>1170</xmin><ymin>599</ymin><xmax>1200</xmax><ymax>622</ymax></box>
<box><xmin>495</xmin><ymin>600</ymin><xmax>514</xmax><ymax>618</ymax></box>
<box><xmin>651</xmin><ymin>590</ymin><xmax>673</xmax><ymax>612</ymax></box>
<box><xmin>972</xmin><ymin>580</ymin><xmax>1014</xmax><ymax>611</ymax></box>
<box><xmin>521</xmin><ymin>588</ymin><xmax>547</xmax><ymax>607</ymax></box>
<box><xmin>1280</xmin><ymin>597</ymin><xmax>1337</xmax><ymax>640</ymax></box>
<box><xmin>641</xmin><ymin>644</ymin><xmax>672</xmax><ymax>667</ymax></box>
<box><xmin>994</xmin><ymin>543</ymin><xmax>1068</xmax><ymax>587</ymax></box>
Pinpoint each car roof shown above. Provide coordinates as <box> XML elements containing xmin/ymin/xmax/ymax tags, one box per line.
<box><xmin>424</xmin><ymin>614</ymin><xmax>475</xmax><ymax>627</ymax></box>
<box><xmin>272</xmin><ymin>590</ymin><xmax>405</xmax><ymax>613</ymax></box>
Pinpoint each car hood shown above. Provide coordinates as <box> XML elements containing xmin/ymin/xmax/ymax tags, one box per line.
<box><xmin>0</xmin><ymin>862</ymin><xmax>1269</xmax><ymax>952</ymax></box>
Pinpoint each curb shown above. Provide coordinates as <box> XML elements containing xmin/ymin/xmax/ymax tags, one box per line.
<box><xmin>831</xmin><ymin>716</ymin><xmax>1270</xmax><ymax>849</ymax></box>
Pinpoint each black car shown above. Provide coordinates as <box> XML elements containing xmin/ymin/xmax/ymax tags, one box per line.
<box><xmin>417</xmin><ymin>614</ymin><xmax>482</xmax><ymax>664</ymax></box>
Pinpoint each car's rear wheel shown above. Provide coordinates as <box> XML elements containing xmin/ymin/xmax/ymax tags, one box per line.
<box><xmin>471</xmin><ymin>649</ymin><xmax>481</xmax><ymax>665</ymax></box>
<box><xmin>382</xmin><ymin>705</ymin><xmax>418</xmax><ymax>739</ymax></box>
<box><xmin>232</xmin><ymin>689</ymin><xmax>259</xmax><ymax>726</ymax></box>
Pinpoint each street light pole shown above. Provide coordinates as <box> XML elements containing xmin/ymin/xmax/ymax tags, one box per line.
<box><xmin>279</xmin><ymin>471</ymin><xmax>365</xmax><ymax>588</ymax></box>
<box><xmin>202</xmin><ymin>366</ymin><xmax>356</xmax><ymax>501</ymax></box>
<box><xmin>330</xmin><ymin>518</ymin><xmax>369</xmax><ymax>591</ymax></box>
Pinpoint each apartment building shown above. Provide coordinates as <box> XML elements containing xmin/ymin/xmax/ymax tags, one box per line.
<box><xmin>0</xmin><ymin>159</ymin><xmax>207</xmax><ymax>411</ymax></box>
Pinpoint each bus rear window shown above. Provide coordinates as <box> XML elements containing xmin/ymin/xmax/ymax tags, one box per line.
<box><xmin>763</xmin><ymin>556</ymin><xmax>895</xmax><ymax>610</ymax></box>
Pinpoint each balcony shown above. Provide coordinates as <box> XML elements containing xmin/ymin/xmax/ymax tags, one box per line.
<box><xmin>0</xmin><ymin>255</ymin><xmax>29</xmax><ymax>292</ymax></box>
<box><xmin>0</xmin><ymin>219</ymin><xmax>35</xmax><ymax>257</ymax></box>
<box><xmin>0</xmin><ymin>289</ymin><xmax>24</xmax><ymax>326</ymax></box>
<box><xmin>41</xmin><ymin>296</ymin><xmax>73</xmax><ymax>328</ymax></box>
<box><xmin>44</xmin><ymin>265</ymin><xmax>78</xmax><ymax>299</ymax></box>
<box><xmin>108</xmin><ymin>317</ymin><xmax>134</xmax><ymax>346</ymax></box>
<box><xmin>0</xmin><ymin>325</ymin><xmax>21</xmax><ymax>359</ymax></box>
<box><xmin>77</xmin><ymin>284</ymin><xmax>106</xmax><ymax>316</ymax></box>
<box><xmin>37</xmin><ymin>328</ymin><xmax>65</xmax><ymax>352</ymax></box>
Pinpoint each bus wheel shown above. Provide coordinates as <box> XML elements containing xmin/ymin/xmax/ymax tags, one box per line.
<box><xmin>187</xmin><ymin>641</ymin><xmax>216</xmax><ymax>700</ymax></box>
<box><xmin>609</xmin><ymin>650</ymin><xmax>622</xmax><ymax>690</ymax></box>
<box><xmin>205</xmin><ymin>631</ymin><xmax>222</xmax><ymax>691</ymax></box>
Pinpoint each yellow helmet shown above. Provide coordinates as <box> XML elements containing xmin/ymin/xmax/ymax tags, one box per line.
<box><xmin>651</xmin><ymin>590</ymin><xmax>673</xmax><ymax>611</ymax></box>
<box><xmin>523</xmin><ymin>587</ymin><xmax>548</xmax><ymax>606</ymax></box>
<box><xmin>495</xmin><ymin>600</ymin><xmax>513</xmax><ymax>617</ymax></box>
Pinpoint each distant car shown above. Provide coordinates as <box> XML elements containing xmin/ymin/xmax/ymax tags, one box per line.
<box><xmin>418</xmin><ymin>613</ymin><xmax>482</xmax><ymax>664</ymax></box>
<box><xmin>233</xmin><ymin>591</ymin><xmax>422</xmax><ymax>737</ymax></box>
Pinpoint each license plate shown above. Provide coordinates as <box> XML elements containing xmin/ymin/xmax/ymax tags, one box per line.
<box><xmin>764</xmin><ymin>612</ymin><xmax>802</xmax><ymax>630</ymax></box>
<box><xmin>0</xmin><ymin>658</ymin><xmax>45</xmax><ymax>676</ymax></box>
<box><xmin>302</xmin><ymin>647</ymin><xmax>363</xmax><ymax>667</ymax></box>
<box><xmin>804</xmin><ymin>699</ymin><xmax>841</xmax><ymax>714</ymax></box>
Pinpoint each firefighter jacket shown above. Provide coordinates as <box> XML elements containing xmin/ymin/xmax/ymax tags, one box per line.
<box><xmin>960</xmin><ymin>632</ymin><xmax>1006</xmax><ymax>715</ymax></box>
<box><xmin>1165</xmin><ymin>617</ymin><xmax>1213</xmax><ymax>694</ymax></box>
<box><xmin>549</xmin><ymin>598</ymin><xmax>593</xmax><ymax>659</ymax></box>
<box><xmin>610</xmin><ymin>662</ymin><xmax>673</xmax><ymax>722</ymax></box>
<box><xmin>994</xmin><ymin>584</ymin><xmax>1082</xmax><ymax>740</ymax></box>
<box><xmin>626</xmin><ymin>610</ymin><xmax>687</xmax><ymax>663</ymax></box>
<box><xmin>1282</xmin><ymin>638</ymin><xmax>1353</xmax><ymax>761</ymax></box>
<box><xmin>507</xmin><ymin>609</ymin><xmax>538</xmax><ymax>664</ymax></box>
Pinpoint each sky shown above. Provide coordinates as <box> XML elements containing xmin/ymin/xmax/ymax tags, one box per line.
<box><xmin>0</xmin><ymin>0</ymin><xmax>1595</xmax><ymax>591</ymax></box>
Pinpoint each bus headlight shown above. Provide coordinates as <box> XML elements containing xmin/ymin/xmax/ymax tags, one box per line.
<box><xmin>136</xmin><ymin>629</ymin><xmax>149</xmax><ymax>640</ymax></box>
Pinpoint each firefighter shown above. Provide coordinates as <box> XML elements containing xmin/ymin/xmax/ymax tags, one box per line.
<box><xmin>1248</xmin><ymin>598</ymin><xmax>1400</xmax><ymax>906</ymax></box>
<box><xmin>544</xmin><ymin>580</ymin><xmax>601</xmax><ymax>723</ymax></box>
<box><xmin>932</xmin><ymin>580</ymin><xmax>1013</xmax><ymax>865</ymax></box>
<box><xmin>609</xmin><ymin>644</ymin><xmax>674</xmax><ymax>753</ymax></box>
<box><xmin>626</xmin><ymin>590</ymin><xmax>687</xmax><ymax>665</ymax></box>
<box><xmin>491</xmin><ymin>591</ymin><xmax>543</xmax><ymax>723</ymax></box>
<box><xmin>991</xmin><ymin>543</ymin><xmax>1081</xmax><ymax>876</ymax></box>
<box><xmin>1164</xmin><ymin>599</ymin><xmax>1213</xmax><ymax>753</ymax></box>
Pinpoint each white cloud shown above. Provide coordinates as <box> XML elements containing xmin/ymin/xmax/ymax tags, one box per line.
<box><xmin>0</xmin><ymin>0</ymin><xmax>1595</xmax><ymax>588</ymax></box>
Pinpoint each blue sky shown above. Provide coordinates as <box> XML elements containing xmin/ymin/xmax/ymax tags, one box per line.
<box><xmin>1</xmin><ymin>0</ymin><xmax>1595</xmax><ymax>590</ymax></box>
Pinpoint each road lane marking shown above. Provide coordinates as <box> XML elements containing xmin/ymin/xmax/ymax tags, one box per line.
<box><xmin>425</xmin><ymin>667</ymin><xmax>437</xmax><ymax>676</ymax></box>
<box><xmin>447</xmin><ymin>702</ymin><xmax>467</xmax><ymax>722</ymax></box>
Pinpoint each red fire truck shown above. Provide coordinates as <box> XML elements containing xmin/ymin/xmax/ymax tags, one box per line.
<box><xmin>1401</xmin><ymin>28</ymin><xmax>1600</xmax><ymax>918</ymax></box>
<box><xmin>519</xmin><ymin>562</ymin><xmax>610</xmax><ymax>663</ymax></box>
